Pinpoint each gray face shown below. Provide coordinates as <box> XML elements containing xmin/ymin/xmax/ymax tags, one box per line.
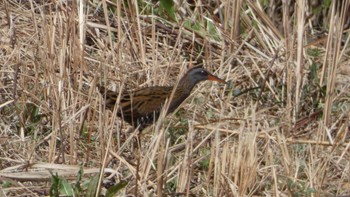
<box><xmin>187</xmin><ymin>67</ymin><xmax>209</xmax><ymax>84</ymax></box>
<box><xmin>179</xmin><ymin>66</ymin><xmax>226</xmax><ymax>93</ymax></box>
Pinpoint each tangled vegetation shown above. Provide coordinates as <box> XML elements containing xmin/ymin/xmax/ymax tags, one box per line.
<box><xmin>1</xmin><ymin>0</ymin><xmax>349</xmax><ymax>196</ymax></box>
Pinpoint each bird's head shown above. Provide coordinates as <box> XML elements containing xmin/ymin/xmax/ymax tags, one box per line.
<box><xmin>185</xmin><ymin>66</ymin><xmax>227</xmax><ymax>85</ymax></box>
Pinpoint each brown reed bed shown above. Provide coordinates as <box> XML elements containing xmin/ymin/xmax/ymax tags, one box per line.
<box><xmin>1</xmin><ymin>0</ymin><xmax>350</xmax><ymax>196</ymax></box>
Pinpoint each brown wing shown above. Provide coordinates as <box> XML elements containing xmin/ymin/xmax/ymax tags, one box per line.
<box><xmin>119</xmin><ymin>87</ymin><xmax>172</xmax><ymax>127</ymax></box>
<box><xmin>130</xmin><ymin>87</ymin><xmax>172</xmax><ymax>114</ymax></box>
<box><xmin>98</xmin><ymin>85</ymin><xmax>173</xmax><ymax>129</ymax></box>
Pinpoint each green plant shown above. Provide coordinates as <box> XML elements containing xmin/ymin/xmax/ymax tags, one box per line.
<box><xmin>49</xmin><ymin>167</ymin><xmax>85</xmax><ymax>197</ymax></box>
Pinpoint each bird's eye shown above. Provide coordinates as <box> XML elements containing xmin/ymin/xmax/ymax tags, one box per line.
<box><xmin>201</xmin><ymin>70</ymin><xmax>206</xmax><ymax>75</ymax></box>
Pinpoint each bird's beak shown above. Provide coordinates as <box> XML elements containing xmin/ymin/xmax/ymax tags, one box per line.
<box><xmin>208</xmin><ymin>74</ymin><xmax>227</xmax><ymax>84</ymax></box>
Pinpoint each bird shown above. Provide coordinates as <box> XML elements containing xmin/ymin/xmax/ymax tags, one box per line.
<box><xmin>98</xmin><ymin>66</ymin><xmax>226</xmax><ymax>131</ymax></box>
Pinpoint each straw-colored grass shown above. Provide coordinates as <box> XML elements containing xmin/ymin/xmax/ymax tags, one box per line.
<box><xmin>1</xmin><ymin>0</ymin><xmax>350</xmax><ymax>196</ymax></box>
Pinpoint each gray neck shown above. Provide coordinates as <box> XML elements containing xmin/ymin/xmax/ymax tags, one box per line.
<box><xmin>166</xmin><ymin>74</ymin><xmax>202</xmax><ymax>114</ymax></box>
<box><xmin>178</xmin><ymin>74</ymin><xmax>198</xmax><ymax>94</ymax></box>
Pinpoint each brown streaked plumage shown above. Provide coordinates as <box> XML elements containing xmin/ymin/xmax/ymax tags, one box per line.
<box><xmin>98</xmin><ymin>66</ymin><xmax>226</xmax><ymax>131</ymax></box>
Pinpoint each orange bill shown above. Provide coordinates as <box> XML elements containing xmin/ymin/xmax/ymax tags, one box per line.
<box><xmin>208</xmin><ymin>74</ymin><xmax>227</xmax><ymax>84</ymax></box>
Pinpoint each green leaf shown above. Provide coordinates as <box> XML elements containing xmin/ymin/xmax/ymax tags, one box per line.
<box><xmin>74</xmin><ymin>166</ymin><xmax>84</xmax><ymax>194</ymax></box>
<box><xmin>206</xmin><ymin>108</ymin><xmax>213</xmax><ymax>119</ymax></box>
<box><xmin>307</xmin><ymin>48</ymin><xmax>321</xmax><ymax>57</ymax></box>
<box><xmin>106</xmin><ymin>181</ymin><xmax>128</xmax><ymax>197</ymax></box>
<box><xmin>59</xmin><ymin>179</ymin><xmax>74</xmax><ymax>196</ymax></box>
<box><xmin>159</xmin><ymin>0</ymin><xmax>176</xmax><ymax>20</ymax></box>
<box><xmin>86</xmin><ymin>175</ymin><xmax>100</xmax><ymax>197</ymax></box>
<box><xmin>206</xmin><ymin>19</ymin><xmax>220</xmax><ymax>41</ymax></box>
<box><xmin>310</xmin><ymin>62</ymin><xmax>319</xmax><ymax>82</ymax></box>
<box><xmin>2</xmin><ymin>181</ymin><xmax>12</xmax><ymax>188</ymax></box>
<box><xmin>49</xmin><ymin>172</ymin><xmax>60</xmax><ymax>197</ymax></box>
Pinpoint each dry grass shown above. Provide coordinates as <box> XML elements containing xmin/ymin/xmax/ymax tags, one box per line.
<box><xmin>1</xmin><ymin>0</ymin><xmax>350</xmax><ymax>196</ymax></box>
